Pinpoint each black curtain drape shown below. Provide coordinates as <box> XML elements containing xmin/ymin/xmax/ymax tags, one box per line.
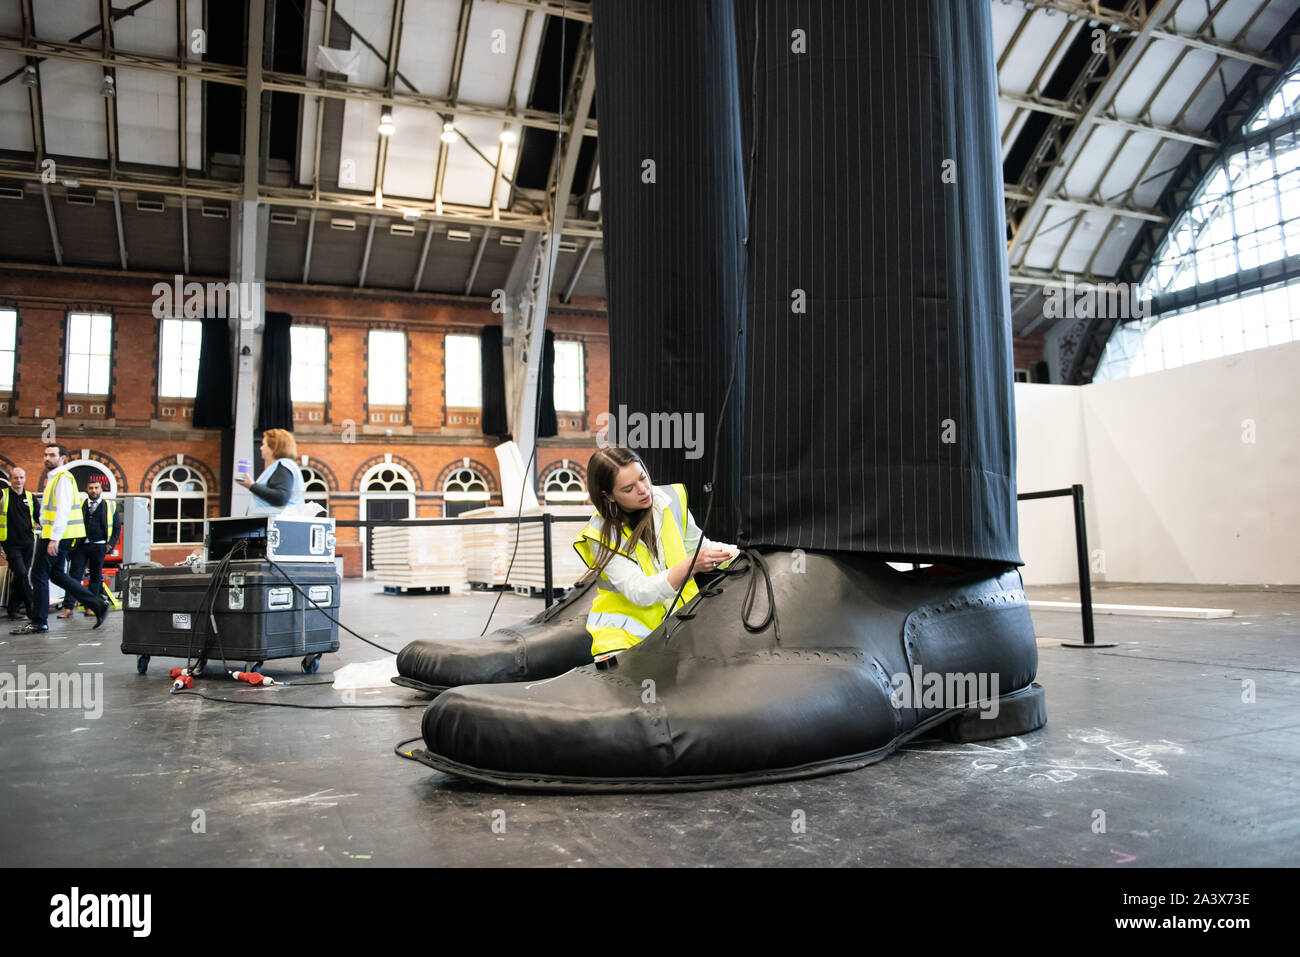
<box><xmin>191</xmin><ymin>318</ymin><xmax>232</xmax><ymax>429</ymax></box>
<box><xmin>537</xmin><ymin>329</ymin><xmax>558</xmax><ymax>439</ymax></box>
<box><xmin>591</xmin><ymin>0</ymin><xmax>748</xmax><ymax>542</ymax></box>
<box><xmin>257</xmin><ymin>312</ymin><xmax>294</xmax><ymax>433</ymax></box>
<box><xmin>480</xmin><ymin>324</ymin><xmax>509</xmax><ymax>436</ymax></box>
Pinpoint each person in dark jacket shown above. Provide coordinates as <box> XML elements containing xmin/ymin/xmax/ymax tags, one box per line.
<box><xmin>58</xmin><ymin>478</ymin><xmax>121</xmax><ymax>617</ymax></box>
<box><xmin>2</xmin><ymin>466</ymin><xmax>39</xmax><ymax>620</ymax></box>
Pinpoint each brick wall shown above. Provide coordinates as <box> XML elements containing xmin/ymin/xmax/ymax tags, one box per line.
<box><xmin>0</xmin><ymin>269</ymin><xmax>608</xmax><ymax>576</ymax></box>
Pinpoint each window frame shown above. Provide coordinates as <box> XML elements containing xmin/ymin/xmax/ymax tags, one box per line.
<box><xmin>443</xmin><ymin>333</ymin><xmax>482</xmax><ymax>408</ymax></box>
<box><xmin>64</xmin><ymin>311</ymin><xmax>114</xmax><ymax>398</ymax></box>
<box><xmin>0</xmin><ymin>307</ymin><xmax>15</xmax><ymax>394</ymax></box>
<box><xmin>290</xmin><ymin>324</ymin><xmax>329</xmax><ymax>405</ymax></box>
<box><xmin>553</xmin><ymin>339</ymin><xmax>585</xmax><ymax>412</ymax></box>
<box><xmin>150</xmin><ymin>464</ymin><xmax>208</xmax><ymax>546</ymax></box>
<box><xmin>157</xmin><ymin>317</ymin><xmax>203</xmax><ymax>400</ymax></box>
<box><xmin>367</xmin><ymin>329</ymin><xmax>407</xmax><ymax>408</ymax></box>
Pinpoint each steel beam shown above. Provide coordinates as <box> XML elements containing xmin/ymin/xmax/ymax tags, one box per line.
<box><xmin>999</xmin><ymin>91</ymin><xmax>1217</xmax><ymax>146</ymax></box>
<box><xmin>1009</xmin><ymin>0</ymin><xmax>1174</xmax><ymax>262</ymax></box>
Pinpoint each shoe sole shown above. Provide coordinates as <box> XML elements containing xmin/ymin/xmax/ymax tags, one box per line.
<box><xmin>409</xmin><ymin>682</ymin><xmax>1047</xmax><ymax>793</ymax></box>
<box><xmin>390</xmin><ymin>675</ymin><xmax>448</xmax><ymax>697</ymax></box>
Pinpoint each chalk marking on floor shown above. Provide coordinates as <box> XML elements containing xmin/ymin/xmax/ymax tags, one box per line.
<box><xmin>902</xmin><ymin>727</ymin><xmax>1185</xmax><ymax>784</ymax></box>
<box><xmin>247</xmin><ymin>788</ymin><xmax>359</xmax><ymax>810</ymax></box>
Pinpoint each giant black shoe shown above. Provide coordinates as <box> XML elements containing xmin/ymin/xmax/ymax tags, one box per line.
<box><xmin>413</xmin><ymin>548</ymin><xmax>1046</xmax><ymax>792</ymax></box>
<box><xmin>391</xmin><ymin>573</ymin><xmax>601</xmax><ymax>696</ymax></box>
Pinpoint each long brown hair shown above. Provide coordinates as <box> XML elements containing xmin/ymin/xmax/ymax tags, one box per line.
<box><xmin>585</xmin><ymin>446</ymin><xmax>657</xmax><ymax>577</ymax></box>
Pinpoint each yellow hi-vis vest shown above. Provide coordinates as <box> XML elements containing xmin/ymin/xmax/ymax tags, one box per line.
<box><xmin>39</xmin><ymin>469</ymin><xmax>86</xmax><ymax>541</ymax></box>
<box><xmin>0</xmin><ymin>488</ymin><xmax>39</xmax><ymax>542</ymax></box>
<box><xmin>572</xmin><ymin>483</ymin><xmax>700</xmax><ymax>656</ymax></box>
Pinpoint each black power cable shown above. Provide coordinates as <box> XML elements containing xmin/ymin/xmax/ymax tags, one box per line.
<box><xmin>662</xmin><ymin>4</ymin><xmax>762</xmax><ymax>639</ymax></box>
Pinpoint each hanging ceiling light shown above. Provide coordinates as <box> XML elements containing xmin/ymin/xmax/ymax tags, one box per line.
<box><xmin>440</xmin><ymin>121</ymin><xmax>457</xmax><ymax>144</ymax></box>
<box><xmin>21</xmin><ymin>65</ymin><xmax>38</xmax><ymax>88</ymax></box>
<box><xmin>499</xmin><ymin>128</ymin><xmax>517</xmax><ymax>144</ymax></box>
<box><xmin>378</xmin><ymin>110</ymin><xmax>395</xmax><ymax>135</ymax></box>
<box><xmin>99</xmin><ymin>74</ymin><xmax>115</xmax><ymax>98</ymax></box>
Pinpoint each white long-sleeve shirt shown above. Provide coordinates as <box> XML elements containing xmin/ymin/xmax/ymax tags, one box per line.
<box><xmin>596</xmin><ymin>485</ymin><xmax>735</xmax><ymax>616</ymax></box>
<box><xmin>45</xmin><ymin>467</ymin><xmax>75</xmax><ymax>542</ymax></box>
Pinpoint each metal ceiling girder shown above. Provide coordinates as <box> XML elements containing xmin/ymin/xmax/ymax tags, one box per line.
<box><xmin>513</xmin><ymin>37</ymin><xmax>596</xmax><ymax>478</ymax></box>
<box><xmin>464</xmin><ymin>225</ymin><xmax>492</xmax><ymax>295</ymax></box>
<box><xmin>412</xmin><ymin>218</ymin><xmax>435</xmax><ymax>291</ymax></box>
<box><xmin>434</xmin><ymin>0</ymin><xmax>475</xmax><ymax>220</ymax></box>
<box><xmin>493</xmin><ymin>0</ymin><xmax>590</xmax><ymax>23</ymax></box>
<box><xmin>1014</xmin><ymin>0</ymin><xmax>1279</xmax><ymax>68</ymax></box>
<box><xmin>0</xmin><ymin>161</ymin><xmax>603</xmax><ymax>238</ymax></box>
<box><xmin>560</xmin><ymin>238</ymin><xmax>594</xmax><ymax>302</ymax></box>
<box><xmin>358</xmin><ymin>214</ymin><xmax>377</xmax><ymax>287</ymax></box>
<box><xmin>1008</xmin><ymin>0</ymin><xmax>1174</xmax><ymax>263</ymax></box>
<box><xmin>0</xmin><ymin>37</ymin><xmax>598</xmax><ymax>138</ymax></box>
<box><xmin>371</xmin><ymin>0</ymin><xmax>405</xmax><ymax>212</ymax></box>
<box><xmin>999</xmin><ymin>91</ymin><xmax>1218</xmax><ymax>147</ymax></box>
<box><xmin>302</xmin><ymin>207</ymin><xmax>317</xmax><ymax>282</ymax></box>
<box><xmin>1004</xmin><ymin>187</ymin><xmax>1168</xmax><ymax>222</ymax></box>
<box><xmin>1067</xmin><ymin>6</ymin><xmax>1300</xmax><ymax>384</ymax></box>
<box><xmin>18</xmin><ymin>0</ymin><xmax>60</xmax><ymax>264</ymax></box>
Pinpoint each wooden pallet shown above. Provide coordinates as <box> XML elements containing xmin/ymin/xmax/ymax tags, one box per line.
<box><xmin>513</xmin><ymin>584</ymin><xmax>570</xmax><ymax>600</ymax></box>
<box><xmin>382</xmin><ymin>584</ymin><xmax>451</xmax><ymax>595</ymax></box>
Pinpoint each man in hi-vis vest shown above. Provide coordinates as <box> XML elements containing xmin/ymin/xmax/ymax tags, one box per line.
<box><xmin>58</xmin><ymin>477</ymin><xmax>120</xmax><ymax>619</ymax></box>
<box><xmin>11</xmin><ymin>444</ymin><xmax>109</xmax><ymax>634</ymax></box>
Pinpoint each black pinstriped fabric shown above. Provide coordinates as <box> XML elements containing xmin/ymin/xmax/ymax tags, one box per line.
<box><xmin>733</xmin><ymin>0</ymin><xmax>1020</xmax><ymax>564</ymax></box>
<box><xmin>592</xmin><ymin>0</ymin><xmax>1020</xmax><ymax>565</ymax></box>
<box><xmin>590</xmin><ymin>0</ymin><xmax>748</xmax><ymax>542</ymax></box>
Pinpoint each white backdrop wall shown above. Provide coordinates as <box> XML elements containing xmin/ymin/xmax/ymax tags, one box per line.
<box><xmin>1015</xmin><ymin>339</ymin><xmax>1300</xmax><ymax>586</ymax></box>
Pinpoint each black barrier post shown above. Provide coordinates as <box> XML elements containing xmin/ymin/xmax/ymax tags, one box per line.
<box><xmin>1071</xmin><ymin>483</ymin><xmax>1097</xmax><ymax>647</ymax></box>
<box><xmin>1015</xmin><ymin>486</ymin><xmax>1114</xmax><ymax>649</ymax></box>
<box><xmin>543</xmin><ymin>512</ymin><xmax>554</xmax><ymax>608</ymax></box>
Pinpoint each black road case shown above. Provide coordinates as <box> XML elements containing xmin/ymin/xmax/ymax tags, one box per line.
<box><xmin>205</xmin><ymin>515</ymin><xmax>336</xmax><ymax>563</ymax></box>
<box><xmin>120</xmin><ymin>560</ymin><xmax>341</xmax><ymax>675</ymax></box>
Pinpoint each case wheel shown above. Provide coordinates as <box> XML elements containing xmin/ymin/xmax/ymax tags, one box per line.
<box><xmin>136</xmin><ymin>655</ymin><xmax>150</xmax><ymax>675</ymax></box>
<box><xmin>301</xmin><ymin>654</ymin><xmax>322</xmax><ymax>674</ymax></box>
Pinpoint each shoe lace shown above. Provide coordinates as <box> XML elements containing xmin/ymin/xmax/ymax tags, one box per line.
<box><xmin>668</xmin><ymin>547</ymin><xmax>781</xmax><ymax>645</ymax></box>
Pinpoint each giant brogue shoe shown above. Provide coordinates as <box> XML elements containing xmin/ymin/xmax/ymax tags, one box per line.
<box><xmin>391</xmin><ymin>573</ymin><xmax>601</xmax><ymax>696</ymax></box>
<box><xmin>413</xmin><ymin>547</ymin><xmax>1046</xmax><ymax>791</ymax></box>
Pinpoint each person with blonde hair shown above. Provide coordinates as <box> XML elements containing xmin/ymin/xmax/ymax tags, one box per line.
<box><xmin>234</xmin><ymin>429</ymin><xmax>305</xmax><ymax>516</ymax></box>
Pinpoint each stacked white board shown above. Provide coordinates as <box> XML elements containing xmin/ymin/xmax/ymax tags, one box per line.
<box><xmin>371</xmin><ymin>525</ymin><xmax>467</xmax><ymax>589</ymax></box>
<box><xmin>460</xmin><ymin>504</ymin><xmax>593</xmax><ymax>589</ymax></box>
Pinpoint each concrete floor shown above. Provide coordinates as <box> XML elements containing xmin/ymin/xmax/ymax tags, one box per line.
<box><xmin>1</xmin><ymin>577</ymin><xmax>1296</xmax><ymax>867</ymax></box>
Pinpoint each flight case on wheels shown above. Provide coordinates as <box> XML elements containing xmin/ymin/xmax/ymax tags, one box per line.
<box><xmin>120</xmin><ymin>560</ymin><xmax>341</xmax><ymax>676</ymax></box>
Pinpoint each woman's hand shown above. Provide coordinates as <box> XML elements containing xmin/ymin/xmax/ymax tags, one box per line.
<box><xmin>692</xmin><ymin>546</ymin><xmax>733</xmax><ymax>574</ymax></box>
<box><xmin>234</xmin><ymin>473</ymin><xmax>253</xmax><ymax>488</ymax></box>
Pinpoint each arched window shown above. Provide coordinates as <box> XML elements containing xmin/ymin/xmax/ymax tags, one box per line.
<box><xmin>152</xmin><ymin>464</ymin><xmax>207</xmax><ymax>545</ymax></box>
<box><xmin>301</xmin><ymin>465</ymin><xmax>330</xmax><ymax>514</ymax></box>
<box><xmin>443</xmin><ymin>466</ymin><xmax>489</xmax><ymax>518</ymax></box>
<box><xmin>542</xmin><ymin>466</ymin><xmax>587</xmax><ymax>504</ymax></box>
<box><xmin>365</xmin><ymin>466</ymin><xmax>411</xmax><ymax>493</ymax></box>
<box><xmin>64</xmin><ymin>459</ymin><xmax>117</xmax><ymax>496</ymax></box>
<box><xmin>1095</xmin><ymin>60</ymin><xmax>1300</xmax><ymax>381</ymax></box>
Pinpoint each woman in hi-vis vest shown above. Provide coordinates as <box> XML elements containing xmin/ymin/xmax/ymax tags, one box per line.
<box><xmin>572</xmin><ymin>446</ymin><xmax>738</xmax><ymax>657</ymax></box>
